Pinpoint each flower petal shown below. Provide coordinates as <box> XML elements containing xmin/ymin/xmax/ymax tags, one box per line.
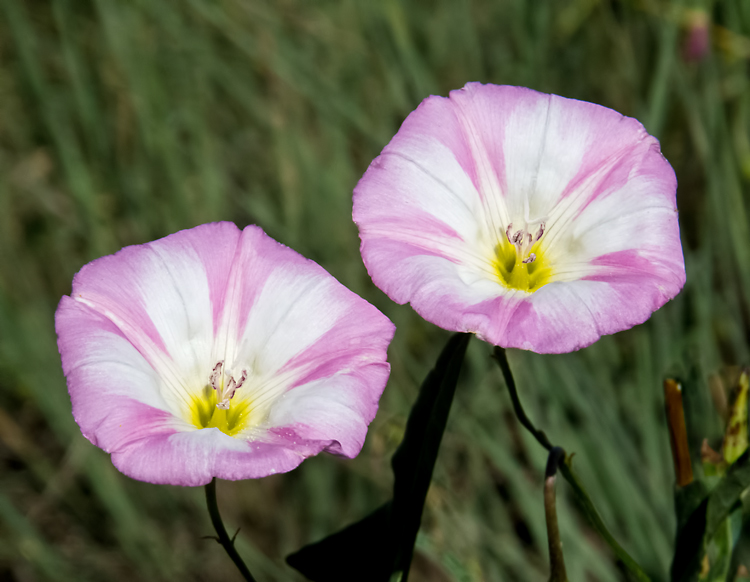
<box><xmin>218</xmin><ymin>227</ymin><xmax>395</xmax><ymax>446</ymax></box>
<box><xmin>354</xmin><ymin>82</ymin><xmax>685</xmax><ymax>353</ymax></box>
<box><xmin>67</xmin><ymin>222</ymin><xmax>241</xmax><ymax>412</ymax></box>
<box><xmin>266</xmin><ymin>363</ymin><xmax>392</xmax><ymax>458</ymax></box>
<box><xmin>56</xmin><ymin>297</ymin><xmax>181</xmax><ymax>442</ymax></box>
<box><xmin>111</xmin><ymin>427</ymin><xmax>329</xmax><ymax>486</ymax></box>
<box><xmin>474</xmin><ymin>274</ymin><xmax>681</xmax><ymax>353</ymax></box>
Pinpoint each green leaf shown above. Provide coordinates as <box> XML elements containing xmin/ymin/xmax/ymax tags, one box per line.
<box><xmin>672</xmin><ymin>451</ymin><xmax>750</xmax><ymax>582</ymax></box>
<box><xmin>722</xmin><ymin>370</ymin><xmax>749</xmax><ymax>465</ymax></box>
<box><xmin>286</xmin><ymin>333</ymin><xmax>471</xmax><ymax>581</ymax></box>
<box><xmin>705</xmin><ymin>452</ymin><xmax>750</xmax><ymax>540</ymax></box>
<box><xmin>702</xmin><ymin>517</ymin><xmax>733</xmax><ymax>582</ymax></box>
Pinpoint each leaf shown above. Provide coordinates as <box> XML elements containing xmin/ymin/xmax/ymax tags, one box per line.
<box><xmin>285</xmin><ymin>503</ymin><xmax>393</xmax><ymax>581</ymax></box>
<box><xmin>672</xmin><ymin>451</ymin><xmax>750</xmax><ymax>582</ymax></box>
<box><xmin>701</xmin><ymin>517</ymin><xmax>734</xmax><ymax>582</ymax></box>
<box><xmin>722</xmin><ymin>370</ymin><xmax>749</xmax><ymax>465</ymax></box>
<box><xmin>286</xmin><ymin>333</ymin><xmax>471</xmax><ymax>581</ymax></box>
<box><xmin>705</xmin><ymin>451</ymin><xmax>750</xmax><ymax>538</ymax></box>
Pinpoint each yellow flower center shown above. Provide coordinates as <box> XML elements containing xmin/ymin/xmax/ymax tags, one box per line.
<box><xmin>494</xmin><ymin>222</ymin><xmax>553</xmax><ymax>292</ymax></box>
<box><xmin>189</xmin><ymin>385</ymin><xmax>252</xmax><ymax>436</ymax></box>
<box><xmin>188</xmin><ymin>361</ymin><xmax>252</xmax><ymax>436</ymax></box>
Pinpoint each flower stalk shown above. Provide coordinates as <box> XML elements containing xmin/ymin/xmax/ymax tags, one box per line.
<box><xmin>544</xmin><ymin>448</ymin><xmax>568</xmax><ymax>582</ymax></box>
<box><xmin>205</xmin><ymin>478</ymin><xmax>257</xmax><ymax>582</ymax></box>
<box><xmin>494</xmin><ymin>347</ymin><xmax>651</xmax><ymax>582</ymax></box>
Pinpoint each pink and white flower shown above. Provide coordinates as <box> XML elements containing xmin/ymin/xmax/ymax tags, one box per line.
<box><xmin>55</xmin><ymin>223</ymin><xmax>395</xmax><ymax>486</ymax></box>
<box><xmin>354</xmin><ymin>83</ymin><xmax>685</xmax><ymax>353</ymax></box>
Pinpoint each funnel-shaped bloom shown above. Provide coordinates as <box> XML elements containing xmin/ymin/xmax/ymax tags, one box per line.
<box><xmin>56</xmin><ymin>223</ymin><xmax>394</xmax><ymax>485</ymax></box>
<box><xmin>354</xmin><ymin>83</ymin><xmax>685</xmax><ymax>353</ymax></box>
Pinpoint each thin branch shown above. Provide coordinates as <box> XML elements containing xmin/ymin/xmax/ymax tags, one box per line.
<box><xmin>493</xmin><ymin>347</ymin><xmax>553</xmax><ymax>451</ymax></box>
<box><xmin>494</xmin><ymin>347</ymin><xmax>651</xmax><ymax>582</ymax></box>
<box><xmin>205</xmin><ymin>478</ymin><xmax>258</xmax><ymax>582</ymax></box>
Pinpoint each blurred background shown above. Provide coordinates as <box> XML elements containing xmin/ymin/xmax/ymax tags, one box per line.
<box><xmin>0</xmin><ymin>0</ymin><xmax>748</xmax><ymax>580</ymax></box>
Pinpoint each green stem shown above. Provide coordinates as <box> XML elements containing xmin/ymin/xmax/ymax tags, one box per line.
<box><xmin>545</xmin><ymin>448</ymin><xmax>568</xmax><ymax>582</ymax></box>
<box><xmin>494</xmin><ymin>347</ymin><xmax>652</xmax><ymax>582</ymax></box>
<box><xmin>205</xmin><ymin>478</ymin><xmax>258</xmax><ymax>582</ymax></box>
<box><xmin>493</xmin><ymin>347</ymin><xmax>553</xmax><ymax>451</ymax></box>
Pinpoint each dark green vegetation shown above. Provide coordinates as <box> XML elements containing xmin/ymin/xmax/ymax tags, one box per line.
<box><xmin>1</xmin><ymin>0</ymin><xmax>749</xmax><ymax>580</ymax></box>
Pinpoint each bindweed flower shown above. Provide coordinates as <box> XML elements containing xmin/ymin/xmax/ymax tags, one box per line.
<box><xmin>55</xmin><ymin>223</ymin><xmax>394</xmax><ymax>485</ymax></box>
<box><xmin>354</xmin><ymin>83</ymin><xmax>685</xmax><ymax>353</ymax></box>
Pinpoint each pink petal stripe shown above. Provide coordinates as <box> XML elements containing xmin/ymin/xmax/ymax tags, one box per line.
<box><xmin>69</xmin><ymin>222</ymin><xmax>241</xmax><ymax>373</ymax></box>
<box><xmin>228</xmin><ymin>227</ymin><xmax>395</xmax><ymax>384</ymax></box>
<box><xmin>265</xmin><ymin>364</ymin><xmax>392</xmax><ymax>458</ymax></box>
<box><xmin>280</xmin><ymin>286</ymin><xmax>396</xmax><ymax>390</ymax></box>
<box><xmin>85</xmin><ymin>396</ymin><xmax>180</xmax><ymax>452</ymax></box>
<box><xmin>386</xmin><ymin>91</ymin><xmax>490</xmax><ymax>198</ymax></box>
<box><xmin>56</xmin><ymin>297</ymin><xmax>175</xmax><ymax>423</ymax></box>
<box><xmin>222</xmin><ymin>225</ymin><xmax>288</xmax><ymax>345</ymax></box>
<box><xmin>150</xmin><ymin>222</ymin><xmax>242</xmax><ymax>336</ymax></box>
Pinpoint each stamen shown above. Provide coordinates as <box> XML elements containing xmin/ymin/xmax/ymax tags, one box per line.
<box><xmin>210</xmin><ymin>361</ymin><xmax>249</xmax><ymax>410</ymax></box>
<box><xmin>534</xmin><ymin>222</ymin><xmax>545</xmax><ymax>242</ymax></box>
<box><xmin>496</xmin><ymin>221</ymin><xmax>552</xmax><ymax>292</ymax></box>
<box><xmin>210</xmin><ymin>361</ymin><xmax>224</xmax><ymax>391</ymax></box>
<box><xmin>225</xmin><ymin>370</ymin><xmax>247</xmax><ymax>402</ymax></box>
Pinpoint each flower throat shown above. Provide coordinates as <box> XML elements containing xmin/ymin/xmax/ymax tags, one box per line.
<box><xmin>494</xmin><ymin>222</ymin><xmax>553</xmax><ymax>292</ymax></box>
<box><xmin>188</xmin><ymin>361</ymin><xmax>251</xmax><ymax>436</ymax></box>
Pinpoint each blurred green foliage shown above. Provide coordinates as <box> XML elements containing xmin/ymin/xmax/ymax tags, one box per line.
<box><xmin>0</xmin><ymin>0</ymin><xmax>749</xmax><ymax>580</ymax></box>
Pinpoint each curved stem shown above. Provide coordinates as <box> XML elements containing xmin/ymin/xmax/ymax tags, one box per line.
<box><xmin>493</xmin><ymin>347</ymin><xmax>553</xmax><ymax>451</ymax></box>
<box><xmin>205</xmin><ymin>478</ymin><xmax>258</xmax><ymax>582</ymax></box>
<box><xmin>493</xmin><ymin>347</ymin><xmax>651</xmax><ymax>582</ymax></box>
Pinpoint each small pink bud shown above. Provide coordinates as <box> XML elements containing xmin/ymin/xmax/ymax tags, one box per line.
<box><xmin>682</xmin><ymin>10</ymin><xmax>710</xmax><ymax>63</ymax></box>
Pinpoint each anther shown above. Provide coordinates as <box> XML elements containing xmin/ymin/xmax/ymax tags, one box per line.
<box><xmin>210</xmin><ymin>361</ymin><xmax>224</xmax><ymax>392</ymax></box>
<box><xmin>210</xmin><ymin>361</ymin><xmax>249</xmax><ymax>410</ymax></box>
<box><xmin>523</xmin><ymin>253</ymin><xmax>537</xmax><ymax>264</ymax></box>
<box><xmin>534</xmin><ymin>222</ymin><xmax>545</xmax><ymax>242</ymax></box>
<box><xmin>226</xmin><ymin>370</ymin><xmax>247</xmax><ymax>400</ymax></box>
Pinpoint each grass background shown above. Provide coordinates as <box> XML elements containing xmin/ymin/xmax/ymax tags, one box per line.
<box><xmin>0</xmin><ymin>0</ymin><xmax>749</xmax><ymax>580</ymax></box>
